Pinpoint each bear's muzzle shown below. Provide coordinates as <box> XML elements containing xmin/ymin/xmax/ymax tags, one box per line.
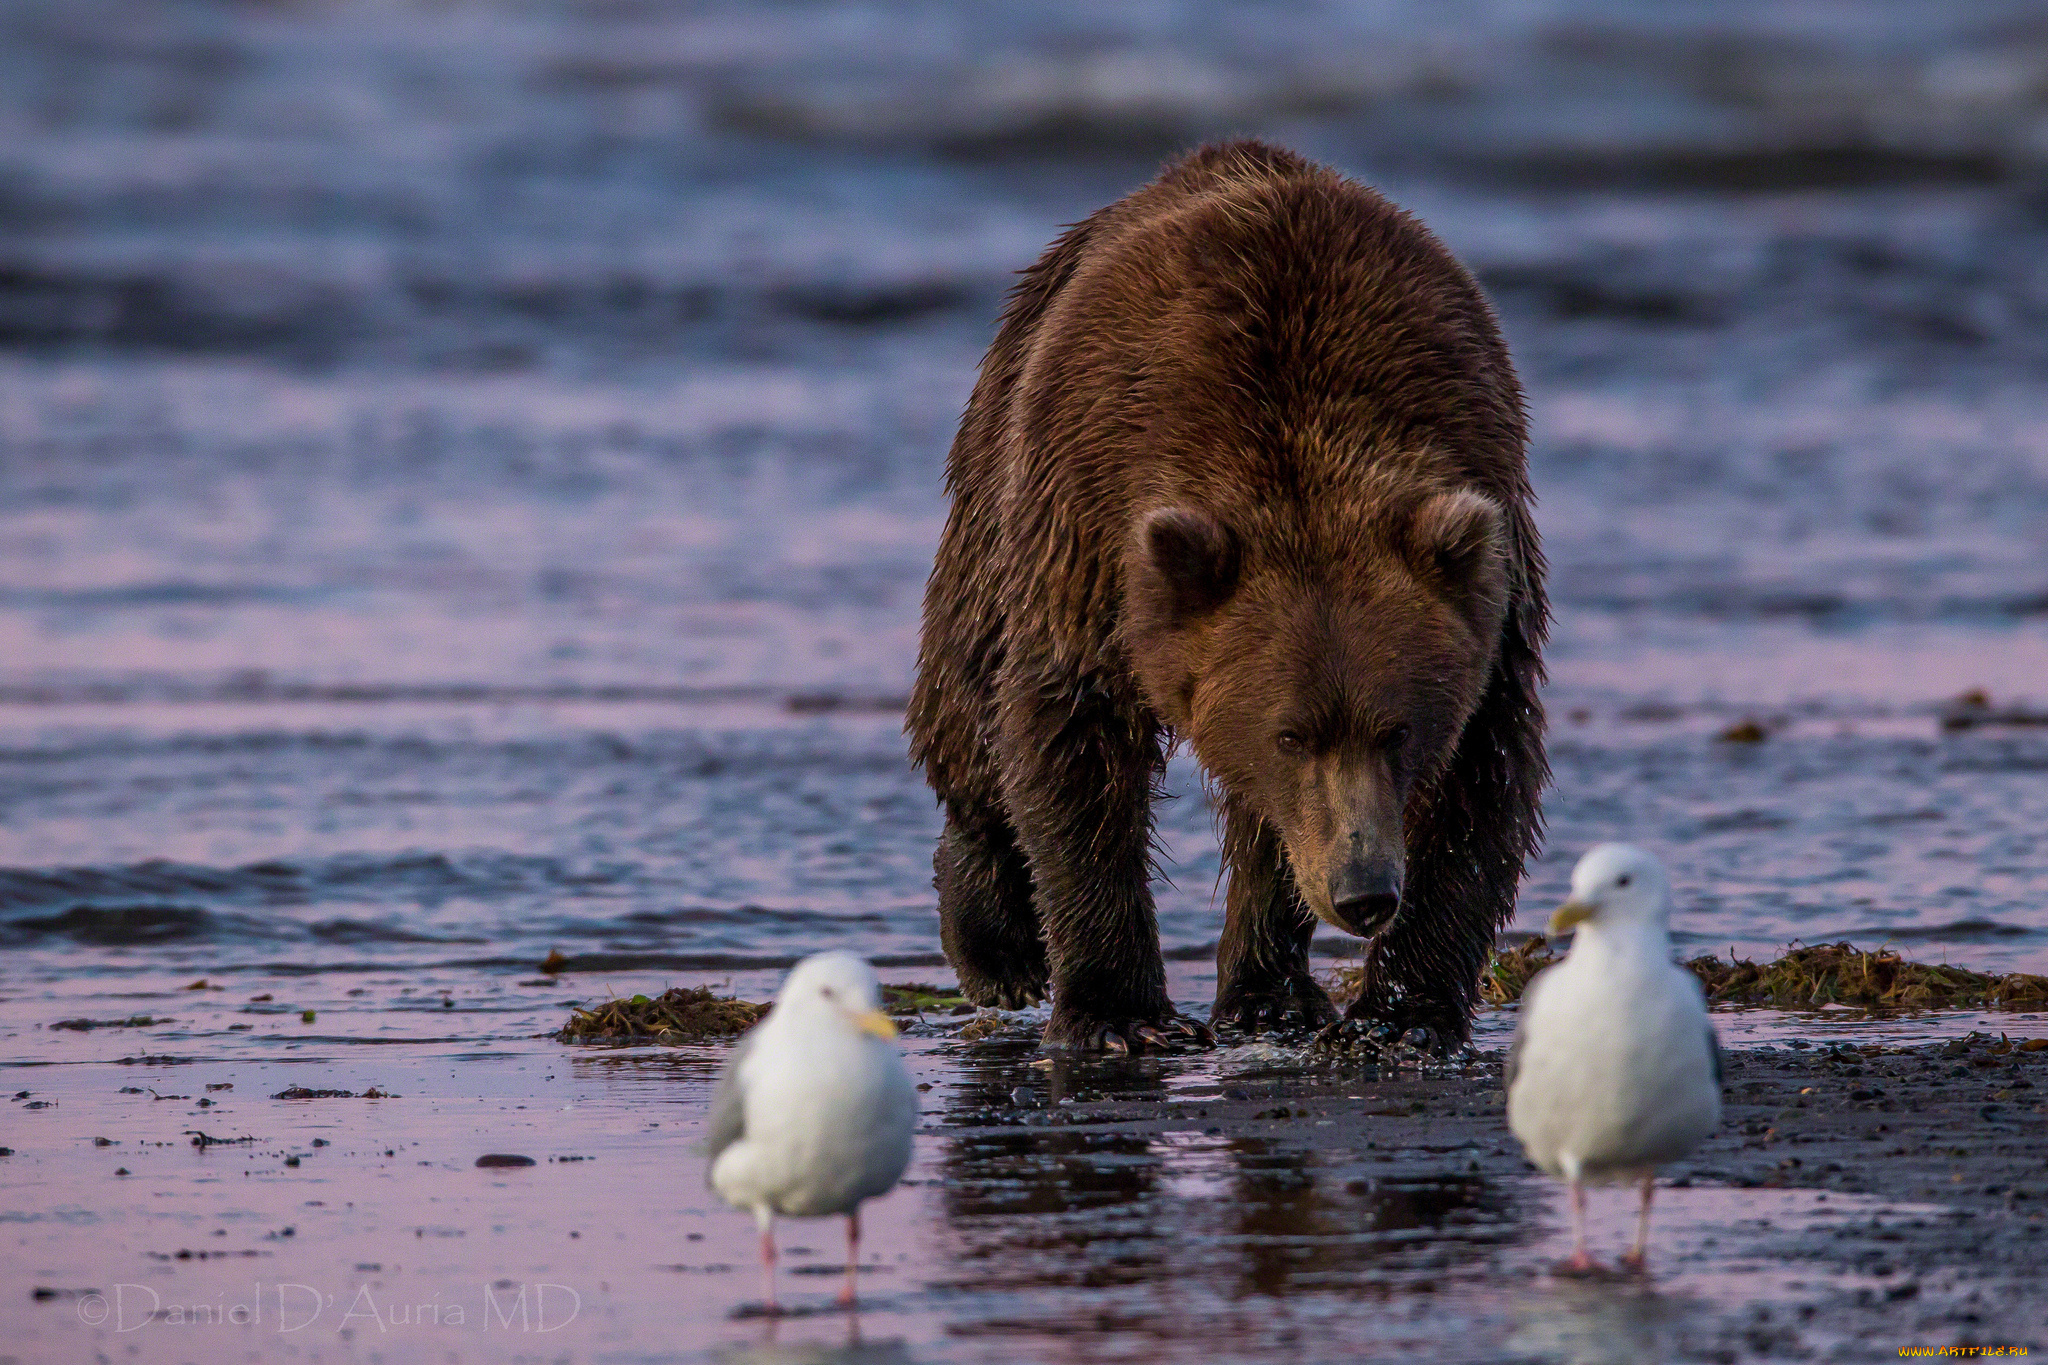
<box><xmin>1327</xmin><ymin>853</ymin><xmax>1402</xmax><ymax>937</ymax></box>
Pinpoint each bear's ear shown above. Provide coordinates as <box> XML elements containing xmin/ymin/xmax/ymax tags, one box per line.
<box><xmin>1405</xmin><ymin>490</ymin><xmax>1508</xmax><ymax>623</ymax></box>
<box><xmin>1137</xmin><ymin>507</ymin><xmax>1242</xmax><ymax>625</ymax></box>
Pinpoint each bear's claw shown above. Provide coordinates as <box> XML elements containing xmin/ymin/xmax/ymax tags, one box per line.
<box><xmin>1213</xmin><ymin>978</ymin><xmax>1339</xmax><ymax>1034</ymax></box>
<box><xmin>958</xmin><ymin>976</ymin><xmax>1048</xmax><ymax>1011</ymax></box>
<box><xmin>1042</xmin><ymin>1009</ymin><xmax>1213</xmax><ymax>1054</ymax></box>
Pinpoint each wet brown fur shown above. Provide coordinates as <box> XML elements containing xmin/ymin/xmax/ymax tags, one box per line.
<box><xmin>906</xmin><ymin>140</ymin><xmax>1549</xmax><ymax>1050</ymax></box>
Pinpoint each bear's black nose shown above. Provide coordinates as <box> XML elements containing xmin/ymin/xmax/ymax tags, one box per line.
<box><xmin>1329</xmin><ymin>858</ymin><xmax>1402</xmax><ymax>936</ymax></box>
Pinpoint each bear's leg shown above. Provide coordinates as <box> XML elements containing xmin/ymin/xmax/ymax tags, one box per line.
<box><xmin>935</xmin><ymin>801</ymin><xmax>1048</xmax><ymax>1009</ymax></box>
<box><xmin>1213</xmin><ymin>805</ymin><xmax>1337</xmax><ymax>1032</ymax></box>
<box><xmin>1335</xmin><ymin>895</ymin><xmax>1490</xmax><ymax>1049</ymax></box>
<box><xmin>995</xmin><ymin>666</ymin><xmax>1210</xmax><ymax>1052</ymax></box>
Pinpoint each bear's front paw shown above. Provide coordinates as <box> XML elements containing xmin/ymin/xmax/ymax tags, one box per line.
<box><xmin>1313</xmin><ymin>1017</ymin><xmax>1453</xmax><ymax>1057</ymax></box>
<box><xmin>944</xmin><ymin>923</ymin><xmax>1051</xmax><ymax>1011</ymax></box>
<box><xmin>1041</xmin><ymin>1003</ymin><xmax>1214</xmax><ymax>1055</ymax></box>
<box><xmin>956</xmin><ymin>971</ymin><xmax>1048</xmax><ymax>1011</ymax></box>
<box><xmin>1213</xmin><ymin>976</ymin><xmax>1339</xmax><ymax>1034</ymax></box>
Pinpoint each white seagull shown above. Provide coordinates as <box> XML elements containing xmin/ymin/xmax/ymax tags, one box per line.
<box><xmin>704</xmin><ymin>951</ymin><xmax>918</xmax><ymax>1310</ymax></box>
<box><xmin>1507</xmin><ymin>843</ymin><xmax>1722</xmax><ymax>1273</ymax></box>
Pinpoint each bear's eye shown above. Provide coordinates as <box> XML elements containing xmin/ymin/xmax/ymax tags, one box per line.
<box><xmin>1275</xmin><ymin>731</ymin><xmax>1307</xmax><ymax>755</ymax></box>
<box><xmin>1383</xmin><ymin>724</ymin><xmax>1411</xmax><ymax>751</ymax></box>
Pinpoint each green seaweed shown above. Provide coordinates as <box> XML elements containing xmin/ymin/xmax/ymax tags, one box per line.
<box><xmin>556</xmin><ymin>980</ymin><xmax>971</xmax><ymax>1043</ymax></box>
<box><xmin>557</xmin><ymin>986</ymin><xmax>769</xmax><ymax>1043</ymax></box>
<box><xmin>1328</xmin><ymin>938</ymin><xmax>2048</xmax><ymax>1011</ymax></box>
<box><xmin>879</xmin><ymin>982</ymin><xmax>971</xmax><ymax>1016</ymax></box>
<box><xmin>1686</xmin><ymin>942</ymin><xmax>2048</xmax><ymax>1010</ymax></box>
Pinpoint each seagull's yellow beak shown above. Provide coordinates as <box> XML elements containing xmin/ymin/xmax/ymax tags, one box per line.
<box><xmin>850</xmin><ymin>1007</ymin><xmax>898</xmax><ymax>1040</ymax></box>
<box><xmin>1548</xmin><ymin>899</ymin><xmax>1597</xmax><ymax>935</ymax></box>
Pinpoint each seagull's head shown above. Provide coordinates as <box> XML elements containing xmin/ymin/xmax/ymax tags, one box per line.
<box><xmin>1548</xmin><ymin>842</ymin><xmax>1672</xmax><ymax>938</ymax></box>
<box><xmin>776</xmin><ymin>950</ymin><xmax>899</xmax><ymax>1041</ymax></box>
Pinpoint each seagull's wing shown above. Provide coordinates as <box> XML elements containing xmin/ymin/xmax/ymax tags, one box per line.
<box><xmin>699</xmin><ymin>1029</ymin><xmax>758</xmax><ymax>1176</ymax></box>
<box><xmin>1505</xmin><ymin>970</ymin><xmax>1545</xmax><ymax>1094</ymax></box>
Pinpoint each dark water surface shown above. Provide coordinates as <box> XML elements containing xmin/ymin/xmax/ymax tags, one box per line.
<box><xmin>5</xmin><ymin>1</ymin><xmax>2048</xmax><ymax>981</ymax></box>
<box><xmin>3</xmin><ymin>2</ymin><xmax>2048</xmax><ymax>1359</ymax></box>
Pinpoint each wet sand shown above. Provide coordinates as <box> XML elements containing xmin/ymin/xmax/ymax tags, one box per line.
<box><xmin>7</xmin><ymin>964</ymin><xmax>2044</xmax><ymax>1365</ymax></box>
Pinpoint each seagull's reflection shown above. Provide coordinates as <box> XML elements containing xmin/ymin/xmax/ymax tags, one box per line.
<box><xmin>1503</xmin><ymin>1281</ymin><xmax>1683</xmax><ymax>1365</ymax></box>
<box><xmin>714</xmin><ymin>1305</ymin><xmax>918</xmax><ymax>1365</ymax></box>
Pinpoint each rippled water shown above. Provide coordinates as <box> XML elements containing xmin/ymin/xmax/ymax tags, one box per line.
<box><xmin>4</xmin><ymin>0</ymin><xmax>2048</xmax><ymax>1000</ymax></box>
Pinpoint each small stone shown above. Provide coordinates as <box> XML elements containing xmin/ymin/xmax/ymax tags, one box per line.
<box><xmin>475</xmin><ymin>1153</ymin><xmax>537</xmax><ymax>1168</ymax></box>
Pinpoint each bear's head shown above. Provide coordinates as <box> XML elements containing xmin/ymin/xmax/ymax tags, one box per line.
<box><xmin>1125</xmin><ymin>488</ymin><xmax>1511</xmax><ymax>938</ymax></box>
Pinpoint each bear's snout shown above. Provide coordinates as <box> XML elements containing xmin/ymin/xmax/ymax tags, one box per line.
<box><xmin>1327</xmin><ymin>847</ymin><xmax>1403</xmax><ymax>937</ymax></box>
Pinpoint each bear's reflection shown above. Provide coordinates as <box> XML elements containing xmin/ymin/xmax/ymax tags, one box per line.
<box><xmin>936</xmin><ymin>1051</ymin><xmax>1175</xmax><ymax>1290</ymax></box>
<box><xmin>1225</xmin><ymin>1139</ymin><xmax>1513</xmax><ymax>1297</ymax></box>
<box><xmin>932</xmin><ymin>1052</ymin><xmax>1524</xmax><ymax>1336</ymax></box>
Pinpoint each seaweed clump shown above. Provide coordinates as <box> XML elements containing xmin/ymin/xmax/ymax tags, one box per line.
<box><xmin>879</xmin><ymin>982</ymin><xmax>971</xmax><ymax>1016</ymax></box>
<box><xmin>1482</xmin><ymin>936</ymin><xmax>1561</xmax><ymax>1005</ymax></box>
<box><xmin>1326</xmin><ymin>938</ymin><xmax>2048</xmax><ymax>1012</ymax></box>
<box><xmin>1327</xmin><ymin>936</ymin><xmax>1564</xmax><ymax>1008</ymax></box>
<box><xmin>1685</xmin><ymin>942</ymin><xmax>2048</xmax><ymax>1010</ymax></box>
<box><xmin>556</xmin><ymin>980</ymin><xmax>975</xmax><ymax>1044</ymax></box>
<box><xmin>557</xmin><ymin>986</ymin><xmax>767</xmax><ymax>1043</ymax></box>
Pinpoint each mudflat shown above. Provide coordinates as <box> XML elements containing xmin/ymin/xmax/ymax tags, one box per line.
<box><xmin>9</xmin><ymin>968</ymin><xmax>2043</xmax><ymax>1364</ymax></box>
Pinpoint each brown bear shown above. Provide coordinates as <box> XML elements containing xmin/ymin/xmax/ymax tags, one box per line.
<box><xmin>906</xmin><ymin>140</ymin><xmax>1548</xmax><ymax>1053</ymax></box>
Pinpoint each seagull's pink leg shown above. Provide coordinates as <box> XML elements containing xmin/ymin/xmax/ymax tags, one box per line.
<box><xmin>1560</xmin><ymin>1176</ymin><xmax>1604</xmax><ymax>1274</ymax></box>
<box><xmin>1621</xmin><ymin>1172</ymin><xmax>1655</xmax><ymax>1271</ymax></box>
<box><xmin>837</xmin><ymin>1208</ymin><xmax>861</xmax><ymax>1308</ymax></box>
<box><xmin>758</xmin><ymin>1217</ymin><xmax>779</xmax><ymax>1313</ymax></box>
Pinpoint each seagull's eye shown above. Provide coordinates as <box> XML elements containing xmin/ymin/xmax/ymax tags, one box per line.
<box><xmin>1616</xmin><ymin>875</ymin><xmax>1632</xmax><ymax>888</ymax></box>
<box><xmin>819</xmin><ymin>986</ymin><xmax>835</xmax><ymax>999</ymax></box>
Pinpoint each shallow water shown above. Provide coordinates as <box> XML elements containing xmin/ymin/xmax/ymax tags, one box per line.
<box><xmin>3</xmin><ymin>2</ymin><xmax>2048</xmax><ymax>1357</ymax></box>
<box><xmin>5</xmin><ymin>3</ymin><xmax>2048</xmax><ymax>986</ymax></box>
